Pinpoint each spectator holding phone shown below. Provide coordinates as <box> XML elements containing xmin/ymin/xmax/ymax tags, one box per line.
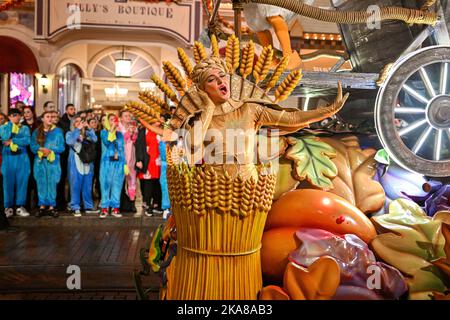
<box><xmin>99</xmin><ymin>114</ymin><xmax>126</xmax><ymax>218</ymax></box>
<box><xmin>56</xmin><ymin>104</ymin><xmax>76</xmax><ymax>211</ymax></box>
<box><xmin>66</xmin><ymin>115</ymin><xmax>99</xmax><ymax>217</ymax></box>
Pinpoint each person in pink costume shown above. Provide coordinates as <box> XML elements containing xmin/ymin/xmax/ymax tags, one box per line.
<box><xmin>118</xmin><ymin>110</ymin><xmax>138</xmax><ymax>212</ymax></box>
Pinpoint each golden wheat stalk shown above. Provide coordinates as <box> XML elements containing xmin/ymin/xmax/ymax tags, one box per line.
<box><xmin>274</xmin><ymin>70</ymin><xmax>303</xmax><ymax>103</ymax></box>
<box><xmin>163</xmin><ymin>61</ymin><xmax>187</xmax><ymax>95</ymax></box>
<box><xmin>192</xmin><ymin>167</ymin><xmax>206</xmax><ymax>215</ymax></box>
<box><xmin>225</xmin><ymin>34</ymin><xmax>240</xmax><ymax>74</ymax></box>
<box><xmin>150</xmin><ymin>74</ymin><xmax>179</xmax><ymax>104</ymax></box>
<box><xmin>138</xmin><ymin>91</ymin><xmax>163</xmax><ymax>113</ymax></box>
<box><xmin>128</xmin><ymin>101</ymin><xmax>160</xmax><ymax>119</ymax></box>
<box><xmin>239</xmin><ymin>40</ymin><xmax>254</xmax><ymax>79</ymax></box>
<box><xmin>194</xmin><ymin>41</ymin><xmax>207</xmax><ymax>64</ymax></box>
<box><xmin>205</xmin><ymin>167</ymin><xmax>219</xmax><ymax>211</ymax></box>
<box><xmin>231</xmin><ymin>175</ymin><xmax>243</xmax><ymax>216</ymax></box>
<box><xmin>177</xmin><ymin>48</ymin><xmax>194</xmax><ymax>79</ymax></box>
<box><xmin>218</xmin><ymin>171</ymin><xmax>232</xmax><ymax>214</ymax></box>
<box><xmin>210</xmin><ymin>34</ymin><xmax>220</xmax><ymax>58</ymax></box>
<box><xmin>138</xmin><ymin>90</ymin><xmax>170</xmax><ymax>112</ymax></box>
<box><xmin>265</xmin><ymin>56</ymin><xmax>290</xmax><ymax>93</ymax></box>
<box><xmin>124</xmin><ymin>103</ymin><xmax>158</xmax><ymax>124</ymax></box>
<box><xmin>253</xmin><ymin>45</ymin><xmax>273</xmax><ymax>84</ymax></box>
<box><xmin>241</xmin><ymin>178</ymin><xmax>256</xmax><ymax>218</ymax></box>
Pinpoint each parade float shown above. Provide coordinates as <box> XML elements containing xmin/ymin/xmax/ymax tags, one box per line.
<box><xmin>129</xmin><ymin>0</ymin><xmax>450</xmax><ymax>300</ymax></box>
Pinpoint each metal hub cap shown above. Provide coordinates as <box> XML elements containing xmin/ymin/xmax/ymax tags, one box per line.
<box><xmin>426</xmin><ymin>95</ymin><xmax>450</xmax><ymax>129</ymax></box>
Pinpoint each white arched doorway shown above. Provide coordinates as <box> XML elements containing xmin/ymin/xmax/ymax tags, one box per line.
<box><xmin>88</xmin><ymin>46</ymin><xmax>159</xmax><ymax>111</ymax></box>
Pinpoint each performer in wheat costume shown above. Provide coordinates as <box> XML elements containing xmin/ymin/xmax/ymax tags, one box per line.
<box><xmin>123</xmin><ymin>35</ymin><xmax>348</xmax><ymax>300</ymax></box>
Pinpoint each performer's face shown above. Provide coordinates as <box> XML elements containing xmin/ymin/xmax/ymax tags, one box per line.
<box><xmin>203</xmin><ymin>68</ymin><xmax>230</xmax><ymax>104</ymax></box>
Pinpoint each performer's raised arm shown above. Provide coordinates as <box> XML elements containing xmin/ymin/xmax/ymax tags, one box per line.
<box><xmin>256</xmin><ymin>82</ymin><xmax>349</xmax><ymax>131</ymax></box>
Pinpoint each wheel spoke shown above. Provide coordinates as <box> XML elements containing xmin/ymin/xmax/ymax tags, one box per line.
<box><xmin>419</xmin><ymin>67</ymin><xmax>436</xmax><ymax>98</ymax></box>
<box><xmin>394</xmin><ymin>107</ymin><xmax>426</xmax><ymax>114</ymax></box>
<box><xmin>440</xmin><ymin>63</ymin><xmax>448</xmax><ymax>95</ymax></box>
<box><xmin>434</xmin><ymin>129</ymin><xmax>443</xmax><ymax>161</ymax></box>
<box><xmin>402</xmin><ymin>84</ymin><xmax>429</xmax><ymax>104</ymax></box>
<box><xmin>303</xmin><ymin>97</ymin><xmax>310</xmax><ymax>111</ymax></box>
<box><xmin>412</xmin><ymin>126</ymin><xmax>433</xmax><ymax>154</ymax></box>
<box><xmin>398</xmin><ymin>119</ymin><xmax>427</xmax><ymax>136</ymax></box>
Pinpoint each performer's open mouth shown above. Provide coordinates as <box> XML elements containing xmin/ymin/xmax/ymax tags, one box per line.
<box><xmin>219</xmin><ymin>84</ymin><xmax>228</xmax><ymax>95</ymax></box>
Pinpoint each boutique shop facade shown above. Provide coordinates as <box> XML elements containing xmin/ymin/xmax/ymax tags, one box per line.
<box><xmin>0</xmin><ymin>0</ymin><xmax>202</xmax><ymax>115</ymax></box>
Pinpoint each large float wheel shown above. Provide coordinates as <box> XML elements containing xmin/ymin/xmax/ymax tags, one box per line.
<box><xmin>375</xmin><ymin>45</ymin><xmax>450</xmax><ymax>177</ymax></box>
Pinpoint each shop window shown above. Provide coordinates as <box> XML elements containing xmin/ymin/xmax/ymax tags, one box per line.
<box><xmin>58</xmin><ymin>64</ymin><xmax>82</xmax><ymax>113</ymax></box>
<box><xmin>9</xmin><ymin>72</ymin><xmax>35</xmax><ymax>108</ymax></box>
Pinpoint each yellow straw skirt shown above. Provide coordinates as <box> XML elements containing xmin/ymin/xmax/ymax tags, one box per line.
<box><xmin>165</xmin><ymin>164</ymin><xmax>276</xmax><ymax>300</ymax></box>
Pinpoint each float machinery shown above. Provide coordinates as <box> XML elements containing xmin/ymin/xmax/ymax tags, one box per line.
<box><xmin>223</xmin><ymin>0</ymin><xmax>450</xmax><ymax>177</ymax></box>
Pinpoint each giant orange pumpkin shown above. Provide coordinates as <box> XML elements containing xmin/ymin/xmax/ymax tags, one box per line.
<box><xmin>262</xmin><ymin>189</ymin><xmax>377</xmax><ymax>282</ymax></box>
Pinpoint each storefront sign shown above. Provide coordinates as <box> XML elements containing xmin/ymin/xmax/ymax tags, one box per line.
<box><xmin>45</xmin><ymin>0</ymin><xmax>201</xmax><ymax>45</ymax></box>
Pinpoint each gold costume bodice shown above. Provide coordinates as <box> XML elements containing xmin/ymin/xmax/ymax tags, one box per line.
<box><xmin>180</xmin><ymin>99</ymin><xmax>336</xmax><ymax>180</ymax></box>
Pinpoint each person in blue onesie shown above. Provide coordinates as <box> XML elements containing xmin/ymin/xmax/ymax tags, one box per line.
<box><xmin>30</xmin><ymin>111</ymin><xmax>65</xmax><ymax>218</ymax></box>
<box><xmin>66</xmin><ymin>114</ymin><xmax>99</xmax><ymax>217</ymax></box>
<box><xmin>158</xmin><ymin>115</ymin><xmax>171</xmax><ymax>219</ymax></box>
<box><xmin>99</xmin><ymin>113</ymin><xmax>127</xmax><ymax>219</ymax></box>
<box><xmin>0</xmin><ymin>108</ymin><xmax>31</xmax><ymax>218</ymax></box>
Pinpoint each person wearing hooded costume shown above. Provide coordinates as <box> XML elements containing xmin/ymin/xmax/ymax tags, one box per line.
<box><xmin>30</xmin><ymin>111</ymin><xmax>66</xmax><ymax>217</ymax></box>
<box><xmin>158</xmin><ymin>115</ymin><xmax>171</xmax><ymax>218</ymax></box>
<box><xmin>118</xmin><ymin>109</ymin><xmax>138</xmax><ymax>213</ymax></box>
<box><xmin>0</xmin><ymin>108</ymin><xmax>31</xmax><ymax>218</ymax></box>
<box><xmin>66</xmin><ymin>114</ymin><xmax>99</xmax><ymax>216</ymax></box>
<box><xmin>99</xmin><ymin>114</ymin><xmax>127</xmax><ymax>218</ymax></box>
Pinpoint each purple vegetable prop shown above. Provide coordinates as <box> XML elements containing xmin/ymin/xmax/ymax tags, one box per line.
<box><xmin>376</xmin><ymin>164</ymin><xmax>428</xmax><ymax>213</ymax></box>
<box><xmin>289</xmin><ymin>228</ymin><xmax>408</xmax><ymax>300</ymax></box>
<box><xmin>403</xmin><ymin>182</ymin><xmax>450</xmax><ymax>217</ymax></box>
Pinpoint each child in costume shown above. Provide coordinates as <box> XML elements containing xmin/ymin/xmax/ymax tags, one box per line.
<box><xmin>66</xmin><ymin>114</ymin><xmax>99</xmax><ymax>217</ymax></box>
<box><xmin>99</xmin><ymin>114</ymin><xmax>126</xmax><ymax>218</ymax></box>
<box><xmin>30</xmin><ymin>111</ymin><xmax>66</xmax><ymax>217</ymax></box>
<box><xmin>0</xmin><ymin>108</ymin><xmax>31</xmax><ymax>218</ymax></box>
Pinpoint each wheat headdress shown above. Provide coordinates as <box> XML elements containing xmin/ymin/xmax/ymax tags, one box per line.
<box><xmin>123</xmin><ymin>35</ymin><xmax>303</xmax><ymax>130</ymax></box>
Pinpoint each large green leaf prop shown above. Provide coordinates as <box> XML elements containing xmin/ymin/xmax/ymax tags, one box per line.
<box><xmin>370</xmin><ymin>199</ymin><xmax>450</xmax><ymax>299</ymax></box>
<box><xmin>284</xmin><ymin>136</ymin><xmax>337</xmax><ymax>190</ymax></box>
